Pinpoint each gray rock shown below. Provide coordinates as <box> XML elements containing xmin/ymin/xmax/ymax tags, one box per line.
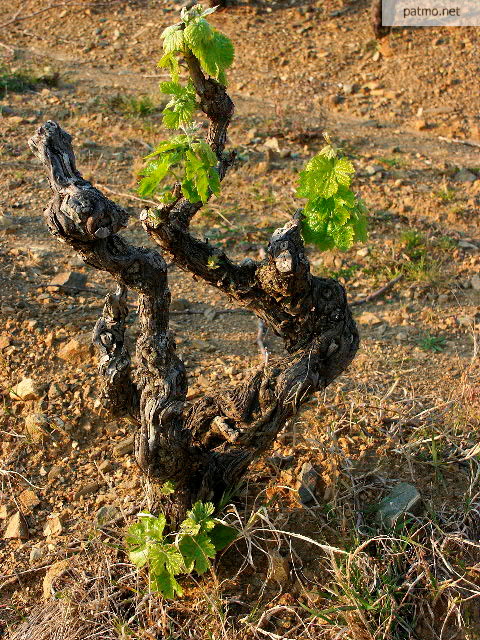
<box><xmin>204</xmin><ymin>308</ymin><xmax>218</xmax><ymax>322</ymax></box>
<box><xmin>471</xmin><ymin>275</ymin><xmax>480</xmax><ymax>291</ymax></box>
<box><xmin>0</xmin><ymin>214</ymin><xmax>18</xmax><ymax>234</ymax></box>
<box><xmin>170</xmin><ymin>298</ymin><xmax>191</xmax><ymax>311</ymax></box>
<box><xmin>458</xmin><ymin>240</ymin><xmax>478</xmax><ymax>250</ymax></box>
<box><xmin>95</xmin><ymin>505</ymin><xmax>120</xmax><ymax>527</ymax></box>
<box><xmin>298</xmin><ymin>462</ymin><xmax>321</xmax><ymax>505</ymax></box>
<box><xmin>454</xmin><ymin>169</ymin><xmax>478</xmax><ymax>183</ymax></box>
<box><xmin>29</xmin><ymin>545</ymin><xmax>45</xmax><ymax>565</ymax></box>
<box><xmin>114</xmin><ymin>435</ymin><xmax>135</xmax><ymax>456</ymax></box>
<box><xmin>74</xmin><ymin>481</ymin><xmax>101</xmax><ymax>500</ymax></box>
<box><xmin>48</xmin><ymin>271</ymin><xmax>87</xmax><ymax>290</ymax></box>
<box><xmin>375</xmin><ymin>482</ymin><xmax>422</xmax><ymax>528</ymax></box>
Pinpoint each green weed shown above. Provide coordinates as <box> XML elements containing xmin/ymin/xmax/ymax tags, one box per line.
<box><xmin>126</xmin><ymin>501</ymin><xmax>237</xmax><ymax>599</ymax></box>
<box><xmin>105</xmin><ymin>94</ymin><xmax>158</xmax><ymax>118</ymax></box>
<box><xmin>417</xmin><ymin>333</ymin><xmax>446</xmax><ymax>352</ymax></box>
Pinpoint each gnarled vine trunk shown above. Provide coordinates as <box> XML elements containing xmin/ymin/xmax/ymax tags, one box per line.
<box><xmin>28</xmin><ymin>55</ymin><xmax>359</xmax><ymax>522</ymax></box>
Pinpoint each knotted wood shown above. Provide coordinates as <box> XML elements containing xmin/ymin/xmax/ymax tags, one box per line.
<box><xmin>29</xmin><ymin>58</ymin><xmax>359</xmax><ymax>521</ymax></box>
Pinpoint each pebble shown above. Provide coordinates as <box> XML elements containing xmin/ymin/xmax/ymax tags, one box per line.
<box><xmin>114</xmin><ymin>435</ymin><xmax>135</xmax><ymax>456</ymax></box>
<box><xmin>47</xmin><ymin>271</ymin><xmax>87</xmax><ymax>291</ymax></box>
<box><xmin>24</xmin><ymin>413</ymin><xmax>50</xmax><ymax>442</ymax></box>
<box><xmin>0</xmin><ymin>214</ymin><xmax>18</xmax><ymax>234</ymax></box>
<box><xmin>375</xmin><ymin>483</ymin><xmax>422</xmax><ymax>528</ymax></box>
<box><xmin>57</xmin><ymin>333</ymin><xmax>93</xmax><ymax>364</ymax></box>
<box><xmin>95</xmin><ymin>505</ymin><xmax>120</xmax><ymax>526</ymax></box>
<box><xmin>10</xmin><ymin>377</ymin><xmax>44</xmax><ymax>401</ymax></box>
<box><xmin>99</xmin><ymin>460</ymin><xmax>113</xmax><ymax>473</ymax></box>
<box><xmin>3</xmin><ymin>511</ymin><xmax>29</xmax><ymax>539</ymax></box>
<box><xmin>298</xmin><ymin>462</ymin><xmax>321</xmax><ymax>505</ymax></box>
<box><xmin>29</xmin><ymin>546</ymin><xmax>45</xmax><ymax>565</ymax></box>
<box><xmin>47</xmin><ymin>465</ymin><xmax>63</xmax><ymax>482</ymax></box>
<box><xmin>170</xmin><ymin>298</ymin><xmax>191</xmax><ymax>311</ymax></box>
<box><xmin>454</xmin><ymin>168</ymin><xmax>477</xmax><ymax>183</ymax></box>
<box><xmin>470</xmin><ymin>275</ymin><xmax>480</xmax><ymax>291</ymax></box>
<box><xmin>19</xmin><ymin>489</ymin><xmax>40</xmax><ymax>510</ymax></box>
<box><xmin>357</xmin><ymin>311</ymin><xmax>382</xmax><ymax>325</ymax></box>
<box><xmin>74</xmin><ymin>481</ymin><xmax>101</xmax><ymax>499</ymax></box>
<box><xmin>43</xmin><ymin>559</ymin><xmax>70</xmax><ymax>600</ymax></box>
<box><xmin>43</xmin><ymin>515</ymin><xmax>63</xmax><ymax>537</ymax></box>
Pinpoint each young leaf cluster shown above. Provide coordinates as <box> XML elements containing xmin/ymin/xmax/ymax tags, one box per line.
<box><xmin>126</xmin><ymin>501</ymin><xmax>237</xmax><ymax>599</ymax></box>
<box><xmin>160</xmin><ymin>5</ymin><xmax>234</xmax><ymax>87</ymax></box>
<box><xmin>138</xmin><ymin>5</ymin><xmax>234</xmax><ymax>204</ymax></box>
<box><xmin>139</xmin><ymin>134</ymin><xmax>220</xmax><ymax>204</ymax></box>
<box><xmin>297</xmin><ymin>140</ymin><xmax>368</xmax><ymax>251</ymax></box>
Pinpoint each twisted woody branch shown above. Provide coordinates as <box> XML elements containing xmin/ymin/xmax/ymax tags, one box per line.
<box><xmin>29</xmin><ymin>55</ymin><xmax>359</xmax><ymax>519</ymax></box>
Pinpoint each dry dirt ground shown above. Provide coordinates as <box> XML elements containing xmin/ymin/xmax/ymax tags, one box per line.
<box><xmin>1</xmin><ymin>1</ymin><xmax>479</xmax><ymax>639</ymax></box>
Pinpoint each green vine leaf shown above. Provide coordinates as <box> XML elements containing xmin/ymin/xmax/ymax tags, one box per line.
<box><xmin>161</xmin><ymin>24</ymin><xmax>185</xmax><ymax>54</ymax></box>
<box><xmin>160</xmin><ymin>80</ymin><xmax>197</xmax><ymax>129</ymax></box>
<box><xmin>178</xmin><ymin>532</ymin><xmax>216</xmax><ymax>574</ymax></box>
<box><xmin>125</xmin><ymin>502</ymin><xmax>237</xmax><ymax>600</ymax></box>
<box><xmin>189</xmin><ymin>30</ymin><xmax>234</xmax><ymax>84</ymax></box>
<box><xmin>184</xmin><ymin>19</ymin><xmax>214</xmax><ymax>49</ymax></box>
<box><xmin>296</xmin><ymin>136</ymin><xmax>368</xmax><ymax>251</ymax></box>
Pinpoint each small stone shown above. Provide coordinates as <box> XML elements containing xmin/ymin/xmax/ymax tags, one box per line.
<box><xmin>10</xmin><ymin>377</ymin><xmax>44</xmax><ymax>401</ymax></box>
<box><xmin>47</xmin><ymin>465</ymin><xmax>63</xmax><ymax>482</ymax></box>
<box><xmin>114</xmin><ymin>435</ymin><xmax>135</xmax><ymax>456</ymax></box>
<box><xmin>329</xmin><ymin>94</ymin><xmax>343</xmax><ymax>105</ymax></box>
<box><xmin>29</xmin><ymin>546</ymin><xmax>45</xmax><ymax>565</ymax></box>
<box><xmin>264</xmin><ymin>136</ymin><xmax>281</xmax><ymax>153</ymax></box>
<box><xmin>3</xmin><ymin>511</ymin><xmax>29</xmax><ymax>539</ymax></box>
<box><xmin>458</xmin><ymin>315</ymin><xmax>474</xmax><ymax>327</ymax></box>
<box><xmin>99</xmin><ymin>460</ymin><xmax>113</xmax><ymax>473</ymax></box>
<box><xmin>267</xmin><ymin>549</ymin><xmax>290</xmax><ymax>585</ymax></box>
<box><xmin>414</xmin><ymin>119</ymin><xmax>428</xmax><ymax>131</ymax></box>
<box><xmin>43</xmin><ymin>559</ymin><xmax>70</xmax><ymax>600</ymax></box>
<box><xmin>375</xmin><ymin>482</ymin><xmax>422</xmax><ymax>528</ymax></box>
<box><xmin>74</xmin><ymin>481</ymin><xmax>101</xmax><ymax>499</ymax></box>
<box><xmin>57</xmin><ymin>333</ymin><xmax>93</xmax><ymax>364</ymax></box>
<box><xmin>298</xmin><ymin>462</ymin><xmax>321</xmax><ymax>505</ymax></box>
<box><xmin>365</xmin><ymin>165</ymin><xmax>378</xmax><ymax>176</ymax></box>
<box><xmin>204</xmin><ymin>308</ymin><xmax>218</xmax><ymax>322</ymax></box>
<box><xmin>454</xmin><ymin>169</ymin><xmax>477</xmax><ymax>183</ymax></box>
<box><xmin>43</xmin><ymin>516</ymin><xmax>63</xmax><ymax>537</ymax></box>
<box><xmin>470</xmin><ymin>275</ymin><xmax>480</xmax><ymax>291</ymax></box>
<box><xmin>48</xmin><ymin>382</ymin><xmax>63</xmax><ymax>400</ymax></box>
<box><xmin>458</xmin><ymin>240</ymin><xmax>478</xmax><ymax>250</ymax></box>
<box><xmin>170</xmin><ymin>298</ymin><xmax>191</xmax><ymax>311</ymax></box>
<box><xmin>357</xmin><ymin>312</ymin><xmax>382</xmax><ymax>325</ymax></box>
<box><xmin>19</xmin><ymin>489</ymin><xmax>40</xmax><ymax>510</ymax></box>
<box><xmin>0</xmin><ymin>214</ymin><xmax>18</xmax><ymax>234</ymax></box>
<box><xmin>47</xmin><ymin>271</ymin><xmax>87</xmax><ymax>291</ymax></box>
<box><xmin>95</xmin><ymin>505</ymin><xmax>120</xmax><ymax>527</ymax></box>
<box><xmin>24</xmin><ymin>413</ymin><xmax>50</xmax><ymax>442</ymax></box>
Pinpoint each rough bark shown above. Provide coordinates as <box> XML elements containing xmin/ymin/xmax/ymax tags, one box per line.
<box><xmin>29</xmin><ymin>56</ymin><xmax>359</xmax><ymax>521</ymax></box>
<box><xmin>371</xmin><ymin>0</ymin><xmax>392</xmax><ymax>39</ymax></box>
